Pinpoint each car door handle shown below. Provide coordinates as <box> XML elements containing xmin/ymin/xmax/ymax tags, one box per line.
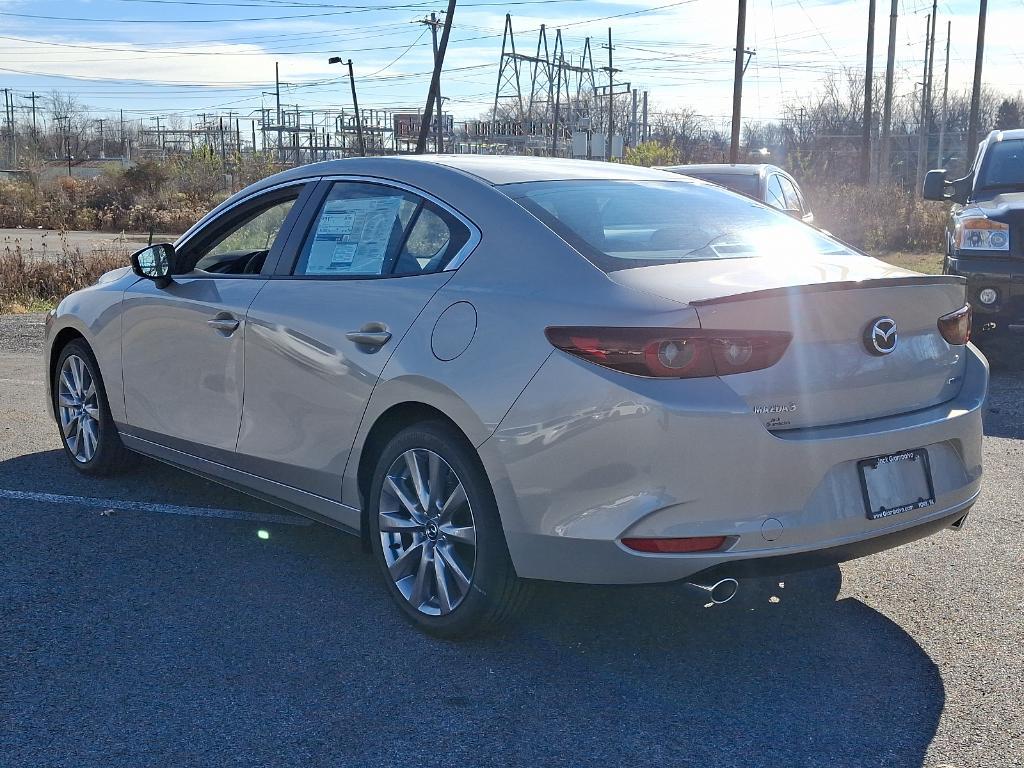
<box><xmin>207</xmin><ymin>315</ymin><xmax>240</xmax><ymax>334</ymax></box>
<box><xmin>345</xmin><ymin>326</ymin><xmax>392</xmax><ymax>347</ymax></box>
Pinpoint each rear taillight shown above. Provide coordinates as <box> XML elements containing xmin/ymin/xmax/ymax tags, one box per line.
<box><xmin>622</xmin><ymin>536</ymin><xmax>727</xmax><ymax>553</ymax></box>
<box><xmin>544</xmin><ymin>327</ymin><xmax>792</xmax><ymax>378</ymax></box>
<box><xmin>938</xmin><ymin>304</ymin><xmax>972</xmax><ymax>345</ymax></box>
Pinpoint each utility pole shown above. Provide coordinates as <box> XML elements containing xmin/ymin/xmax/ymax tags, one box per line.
<box><xmin>119</xmin><ymin>109</ymin><xmax>125</xmax><ymax>159</ymax></box>
<box><xmin>275</xmin><ymin>62</ymin><xmax>283</xmax><ymax>161</ymax></box>
<box><xmin>604</xmin><ymin>27</ymin><xmax>615</xmax><ymax>161</ymax></box>
<box><xmin>916</xmin><ymin>14</ymin><xmax>930</xmax><ymax>190</ymax></box>
<box><xmin>730</xmin><ymin>0</ymin><xmax>748</xmax><ymax>164</ymax></box>
<box><xmin>2</xmin><ymin>88</ymin><xmax>11</xmax><ymax>167</ymax></box>
<box><xmin>329</xmin><ymin>58</ymin><xmax>365</xmax><ymax>156</ymax></box>
<box><xmin>642</xmin><ymin>90</ymin><xmax>649</xmax><ymax>142</ymax></box>
<box><xmin>879</xmin><ymin>0</ymin><xmax>898</xmax><ymax>184</ymax></box>
<box><xmin>415</xmin><ymin>0</ymin><xmax>456</xmax><ymax>154</ymax></box>
<box><xmin>937</xmin><ymin>21</ymin><xmax>951</xmax><ymax>168</ymax></box>
<box><xmin>923</xmin><ymin>0</ymin><xmax>937</xmax><ymax>170</ymax></box>
<box><xmin>861</xmin><ymin>0</ymin><xmax>876</xmax><ymax>185</ymax></box>
<box><xmin>631</xmin><ymin>88</ymin><xmax>638</xmax><ymax>147</ymax></box>
<box><xmin>24</xmin><ymin>91</ymin><xmax>39</xmax><ymax>135</ymax></box>
<box><xmin>420</xmin><ymin>12</ymin><xmax>446</xmax><ymax>152</ymax></box>
<box><xmin>966</xmin><ymin>0</ymin><xmax>987</xmax><ymax>161</ymax></box>
<box><xmin>551</xmin><ymin>51</ymin><xmax>563</xmax><ymax>156</ymax></box>
<box><xmin>97</xmin><ymin>118</ymin><xmax>105</xmax><ymax>158</ymax></box>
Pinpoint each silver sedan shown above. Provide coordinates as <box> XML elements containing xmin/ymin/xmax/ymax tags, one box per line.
<box><xmin>44</xmin><ymin>156</ymin><xmax>986</xmax><ymax>636</ymax></box>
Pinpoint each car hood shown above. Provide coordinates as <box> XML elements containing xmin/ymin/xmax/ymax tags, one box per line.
<box><xmin>607</xmin><ymin>253</ymin><xmax>918</xmax><ymax>305</ymax></box>
<box><xmin>969</xmin><ymin>190</ymin><xmax>1024</xmax><ymax>217</ymax></box>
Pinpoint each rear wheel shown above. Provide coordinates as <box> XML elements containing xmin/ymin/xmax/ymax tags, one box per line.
<box><xmin>54</xmin><ymin>339</ymin><xmax>137</xmax><ymax>476</ymax></box>
<box><xmin>368</xmin><ymin>421</ymin><xmax>529</xmax><ymax>637</ymax></box>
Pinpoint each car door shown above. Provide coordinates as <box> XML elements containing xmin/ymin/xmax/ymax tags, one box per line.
<box><xmin>120</xmin><ymin>182</ymin><xmax>312</xmax><ymax>457</ymax></box>
<box><xmin>235</xmin><ymin>178</ymin><xmax>476</xmax><ymax>503</ymax></box>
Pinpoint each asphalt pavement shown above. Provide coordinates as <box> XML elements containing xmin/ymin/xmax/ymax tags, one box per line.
<box><xmin>1</xmin><ymin>314</ymin><xmax>1021</xmax><ymax>768</ymax></box>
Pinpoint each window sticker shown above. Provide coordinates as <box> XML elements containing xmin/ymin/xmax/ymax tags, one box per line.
<box><xmin>304</xmin><ymin>195</ymin><xmax>403</xmax><ymax>274</ymax></box>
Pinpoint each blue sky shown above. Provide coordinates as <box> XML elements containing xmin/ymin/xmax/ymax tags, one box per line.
<box><xmin>0</xmin><ymin>0</ymin><xmax>1019</xmax><ymax>128</ymax></box>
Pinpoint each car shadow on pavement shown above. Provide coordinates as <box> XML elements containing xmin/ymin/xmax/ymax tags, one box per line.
<box><xmin>3</xmin><ymin>450</ymin><xmax>944</xmax><ymax>768</ymax></box>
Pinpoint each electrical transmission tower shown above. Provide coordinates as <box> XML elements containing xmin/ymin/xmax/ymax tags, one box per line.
<box><xmin>491</xmin><ymin>14</ymin><xmax>600</xmax><ymax>149</ymax></box>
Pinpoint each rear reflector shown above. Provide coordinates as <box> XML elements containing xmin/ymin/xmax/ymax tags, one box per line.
<box><xmin>545</xmin><ymin>327</ymin><xmax>792</xmax><ymax>378</ymax></box>
<box><xmin>938</xmin><ymin>304</ymin><xmax>972</xmax><ymax>345</ymax></box>
<box><xmin>621</xmin><ymin>536</ymin><xmax>727</xmax><ymax>553</ymax></box>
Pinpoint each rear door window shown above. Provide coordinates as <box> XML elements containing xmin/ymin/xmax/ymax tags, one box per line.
<box><xmin>292</xmin><ymin>181</ymin><xmax>470</xmax><ymax>277</ymax></box>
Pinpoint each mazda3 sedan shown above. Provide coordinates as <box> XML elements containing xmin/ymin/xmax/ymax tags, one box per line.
<box><xmin>45</xmin><ymin>156</ymin><xmax>986</xmax><ymax>636</ymax></box>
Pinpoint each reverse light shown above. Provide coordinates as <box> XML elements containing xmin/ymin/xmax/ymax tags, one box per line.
<box><xmin>938</xmin><ymin>304</ymin><xmax>972</xmax><ymax>345</ymax></box>
<box><xmin>622</xmin><ymin>536</ymin><xmax>728</xmax><ymax>553</ymax></box>
<box><xmin>956</xmin><ymin>217</ymin><xmax>1010</xmax><ymax>251</ymax></box>
<box><xmin>544</xmin><ymin>327</ymin><xmax>792</xmax><ymax>378</ymax></box>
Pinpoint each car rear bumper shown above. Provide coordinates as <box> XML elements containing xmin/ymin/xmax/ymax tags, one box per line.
<box><xmin>482</xmin><ymin>345</ymin><xmax>987</xmax><ymax>584</ymax></box>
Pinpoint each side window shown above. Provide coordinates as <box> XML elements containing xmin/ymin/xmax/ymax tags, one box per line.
<box><xmin>766</xmin><ymin>175</ymin><xmax>787</xmax><ymax>210</ymax></box>
<box><xmin>187</xmin><ymin>194</ymin><xmax>298</xmax><ymax>275</ymax></box>
<box><xmin>778</xmin><ymin>176</ymin><xmax>802</xmax><ymax>213</ymax></box>
<box><xmin>293</xmin><ymin>181</ymin><xmax>470</xmax><ymax>277</ymax></box>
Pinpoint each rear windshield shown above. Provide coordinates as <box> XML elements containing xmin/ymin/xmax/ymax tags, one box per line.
<box><xmin>681</xmin><ymin>172</ymin><xmax>760</xmax><ymax>197</ymax></box>
<box><xmin>501</xmin><ymin>179</ymin><xmax>851</xmax><ymax>272</ymax></box>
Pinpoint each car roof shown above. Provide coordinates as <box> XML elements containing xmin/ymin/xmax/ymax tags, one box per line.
<box><xmin>987</xmin><ymin>129</ymin><xmax>1024</xmax><ymax>143</ymax></box>
<box><xmin>660</xmin><ymin>163</ymin><xmax>782</xmax><ymax>177</ymax></box>
<box><xmin>250</xmin><ymin>154</ymin><xmax>685</xmax><ymax>192</ymax></box>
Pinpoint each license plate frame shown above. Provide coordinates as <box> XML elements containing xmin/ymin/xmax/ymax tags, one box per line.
<box><xmin>857</xmin><ymin>449</ymin><xmax>936</xmax><ymax>521</ymax></box>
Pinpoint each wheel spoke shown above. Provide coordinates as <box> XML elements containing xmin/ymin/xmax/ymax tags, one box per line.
<box><xmin>440</xmin><ymin>524</ymin><xmax>476</xmax><ymax>547</ymax></box>
<box><xmin>58</xmin><ymin>392</ymin><xmax>77</xmax><ymax>408</ymax></box>
<box><xmin>385</xmin><ymin>475</ymin><xmax>424</xmax><ymax>522</ymax></box>
<box><xmin>378</xmin><ymin>511</ymin><xmax>423</xmax><ymax>534</ymax></box>
<box><xmin>438</xmin><ymin>483</ymin><xmax>467</xmax><ymax>524</ymax></box>
<box><xmin>405</xmin><ymin>450</ymin><xmax>430</xmax><ymax>512</ymax></box>
<box><xmin>437</xmin><ymin>543</ymin><xmax>471</xmax><ymax>595</ymax></box>
<box><xmin>69</xmin><ymin>357</ymin><xmax>84</xmax><ymax>395</ymax></box>
<box><xmin>409</xmin><ymin>542</ymin><xmax>435</xmax><ymax>609</ymax></box>
<box><xmin>433</xmin><ymin>553</ymin><xmax>453</xmax><ymax>614</ymax></box>
<box><xmin>82</xmin><ymin>419</ymin><xmax>97</xmax><ymax>459</ymax></box>
<box><xmin>62</xmin><ymin>411</ymin><xmax>80</xmax><ymax>438</ymax></box>
<box><xmin>387</xmin><ymin>540</ymin><xmax>425</xmax><ymax>582</ymax></box>
<box><xmin>60</xmin><ymin>369</ymin><xmax>76</xmax><ymax>398</ymax></box>
<box><xmin>426</xmin><ymin>451</ymin><xmax>442</xmax><ymax>510</ymax></box>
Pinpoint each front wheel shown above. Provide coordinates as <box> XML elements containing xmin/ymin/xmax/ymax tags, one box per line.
<box><xmin>368</xmin><ymin>421</ymin><xmax>530</xmax><ymax>637</ymax></box>
<box><xmin>54</xmin><ymin>339</ymin><xmax>138</xmax><ymax>476</ymax></box>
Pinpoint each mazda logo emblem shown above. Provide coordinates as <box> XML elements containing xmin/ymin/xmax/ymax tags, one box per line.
<box><xmin>865</xmin><ymin>316</ymin><xmax>898</xmax><ymax>355</ymax></box>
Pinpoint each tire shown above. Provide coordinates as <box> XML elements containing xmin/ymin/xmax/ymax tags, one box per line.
<box><xmin>53</xmin><ymin>339</ymin><xmax>138</xmax><ymax>476</ymax></box>
<box><xmin>368</xmin><ymin>420</ymin><xmax>530</xmax><ymax>638</ymax></box>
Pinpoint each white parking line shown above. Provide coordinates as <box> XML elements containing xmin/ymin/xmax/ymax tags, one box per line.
<box><xmin>0</xmin><ymin>488</ymin><xmax>312</xmax><ymax>526</ymax></box>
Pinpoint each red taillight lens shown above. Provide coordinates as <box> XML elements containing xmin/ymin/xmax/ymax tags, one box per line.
<box><xmin>622</xmin><ymin>536</ymin><xmax>727</xmax><ymax>553</ymax></box>
<box><xmin>545</xmin><ymin>327</ymin><xmax>792</xmax><ymax>378</ymax></box>
<box><xmin>938</xmin><ymin>304</ymin><xmax>972</xmax><ymax>345</ymax></box>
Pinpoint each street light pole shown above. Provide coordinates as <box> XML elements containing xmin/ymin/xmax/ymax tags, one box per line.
<box><xmin>329</xmin><ymin>56</ymin><xmax>365</xmax><ymax>156</ymax></box>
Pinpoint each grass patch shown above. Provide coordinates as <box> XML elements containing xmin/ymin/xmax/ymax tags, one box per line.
<box><xmin>874</xmin><ymin>251</ymin><xmax>944</xmax><ymax>275</ymax></box>
<box><xmin>1</xmin><ymin>236</ymin><xmax>130</xmax><ymax>314</ymax></box>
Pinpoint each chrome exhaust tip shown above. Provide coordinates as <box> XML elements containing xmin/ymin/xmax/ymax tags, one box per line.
<box><xmin>687</xmin><ymin>577</ymin><xmax>739</xmax><ymax>605</ymax></box>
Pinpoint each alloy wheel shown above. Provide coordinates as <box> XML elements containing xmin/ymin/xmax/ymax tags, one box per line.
<box><xmin>378</xmin><ymin>448</ymin><xmax>477</xmax><ymax>616</ymax></box>
<box><xmin>57</xmin><ymin>354</ymin><xmax>101</xmax><ymax>463</ymax></box>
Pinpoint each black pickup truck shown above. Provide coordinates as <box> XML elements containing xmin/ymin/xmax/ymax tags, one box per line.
<box><xmin>924</xmin><ymin>129</ymin><xmax>1024</xmax><ymax>345</ymax></box>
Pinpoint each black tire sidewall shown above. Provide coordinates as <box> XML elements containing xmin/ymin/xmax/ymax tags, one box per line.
<box><xmin>368</xmin><ymin>421</ymin><xmax>514</xmax><ymax>637</ymax></box>
<box><xmin>54</xmin><ymin>340</ymin><xmax>124</xmax><ymax>475</ymax></box>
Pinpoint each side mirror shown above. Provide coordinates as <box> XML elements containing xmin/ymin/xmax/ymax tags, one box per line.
<box><xmin>923</xmin><ymin>169</ymin><xmax>948</xmax><ymax>200</ymax></box>
<box><xmin>131</xmin><ymin>243</ymin><xmax>175</xmax><ymax>288</ymax></box>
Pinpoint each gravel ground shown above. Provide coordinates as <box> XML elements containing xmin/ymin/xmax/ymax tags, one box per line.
<box><xmin>1</xmin><ymin>313</ymin><xmax>1021</xmax><ymax>768</ymax></box>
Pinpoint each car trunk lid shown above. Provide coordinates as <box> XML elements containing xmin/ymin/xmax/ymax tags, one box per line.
<box><xmin>610</xmin><ymin>256</ymin><xmax>969</xmax><ymax>430</ymax></box>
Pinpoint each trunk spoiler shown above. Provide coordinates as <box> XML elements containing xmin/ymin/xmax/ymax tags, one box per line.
<box><xmin>690</xmin><ymin>274</ymin><xmax>967</xmax><ymax>307</ymax></box>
